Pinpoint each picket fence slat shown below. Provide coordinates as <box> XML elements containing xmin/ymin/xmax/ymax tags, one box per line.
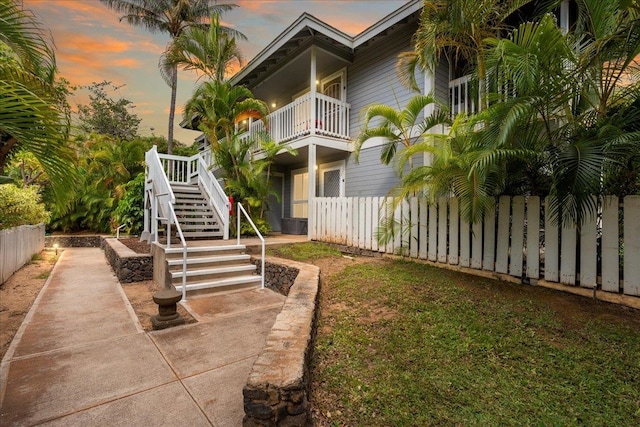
<box><xmin>410</xmin><ymin>197</ymin><xmax>419</xmax><ymax>259</ymax></box>
<box><xmin>560</xmin><ymin>222</ymin><xmax>577</xmax><ymax>285</ymax></box>
<box><xmin>372</xmin><ymin>197</ymin><xmax>380</xmax><ymax>252</ymax></box>
<box><xmin>601</xmin><ymin>196</ymin><xmax>619</xmax><ymax>292</ymax></box>
<box><xmin>526</xmin><ymin>197</ymin><xmax>540</xmax><ymax>279</ymax></box>
<box><xmin>460</xmin><ymin>217</ymin><xmax>470</xmax><ymax>268</ymax></box>
<box><xmin>579</xmin><ymin>196</ymin><xmax>598</xmax><ymax>288</ymax></box>
<box><xmin>624</xmin><ymin>195</ymin><xmax>640</xmax><ymax>296</ymax></box>
<box><xmin>496</xmin><ymin>196</ymin><xmax>510</xmax><ymax>274</ymax></box>
<box><xmin>545</xmin><ymin>197</ymin><xmax>559</xmax><ymax>282</ymax></box>
<box><xmin>449</xmin><ymin>199</ymin><xmax>459</xmax><ymax>265</ymax></box>
<box><xmin>428</xmin><ymin>203</ymin><xmax>437</xmax><ymax>262</ymax></box>
<box><xmin>419</xmin><ymin>198</ymin><xmax>428</xmax><ymax>260</ymax></box>
<box><xmin>510</xmin><ymin>196</ymin><xmax>525</xmax><ymax>277</ymax></box>
<box><xmin>483</xmin><ymin>203</ymin><xmax>495</xmax><ymax>271</ymax></box>
<box><xmin>438</xmin><ymin>197</ymin><xmax>447</xmax><ymax>263</ymax></box>
<box><xmin>471</xmin><ymin>220</ymin><xmax>482</xmax><ymax>269</ymax></box>
<box><xmin>310</xmin><ymin>195</ymin><xmax>637</xmax><ymax>299</ymax></box>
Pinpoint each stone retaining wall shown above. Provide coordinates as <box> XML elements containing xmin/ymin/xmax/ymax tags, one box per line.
<box><xmin>102</xmin><ymin>238</ymin><xmax>153</xmax><ymax>283</ymax></box>
<box><xmin>250</xmin><ymin>258</ymin><xmax>300</xmax><ymax>296</ymax></box>
<box><xmin>45</xmin><ymin>235</ymin><xmax>103</xmax><ymax>248</ymax></box>
<box><xmin>243</xmin><ymin>257</ymin><xmax>320</xmax><ymax>426</ymax></box>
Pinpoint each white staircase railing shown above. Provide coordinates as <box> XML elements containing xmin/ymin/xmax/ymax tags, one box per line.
<box><xmin>149</xmin><ymin>147</ymin><xmax>230</xmax><ymax>240</ymax></box>
<box><xmin>196</xmin><ymin>153</ymin><xmax>230</xmax><ymax>240</ymax></box>
<box><xmin>145</xmin><ymin>146</ymin><xmax>188</xmax><ymax>299</ymax></box>
<box><xmin>237</xmin><ymin>203</ymin><xmax>265</xmax><ymax>289</ymax></box>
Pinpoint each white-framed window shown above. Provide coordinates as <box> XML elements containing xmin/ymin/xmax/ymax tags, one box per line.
<box><xmin>291</xmin><ymin>168</ymin><xmax>309</xmax><ymax>218</ymax></box>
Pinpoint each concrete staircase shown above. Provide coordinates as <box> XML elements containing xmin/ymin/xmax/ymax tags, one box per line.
<box><xmin>166</xmin><ymin>244</ymin><xmax>261</xmax><ymax>294</ymax></box>
<box><xmin>171</xmin><ymin>183</ymin><xmax>223</xmax><ymax>239</ymax></box>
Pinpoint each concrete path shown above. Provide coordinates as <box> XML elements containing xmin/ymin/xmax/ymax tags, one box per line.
<box><xmin>0</xmin><ymin>248</ymin><xmax>285</xmax><ymax>426</ymax></box>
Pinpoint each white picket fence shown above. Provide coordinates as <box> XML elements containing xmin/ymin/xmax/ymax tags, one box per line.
<box><xmin>0</xmin><ymin>224</ymin><xmax>46</xmax><ymax>284</ymax></box>
<box><xmin>310</xmin><ymin>195</ymin><xmax>640</xmax><ymax>297</ymax></box>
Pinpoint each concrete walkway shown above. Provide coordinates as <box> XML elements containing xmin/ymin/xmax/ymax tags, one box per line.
<box><xmin>0</xmin><ymin>248</ymin><xmax>285</xmax><ymax>426</ymax></box>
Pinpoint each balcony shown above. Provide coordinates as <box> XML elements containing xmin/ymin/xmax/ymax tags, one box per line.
<box><xmin>449</xmin><ymin>74</ymin><xmax>476</xmax><ymax>116</ymax></box>
<box><xmin>238</xmin><ymin>93</ymin><xmax>350</xmax><ymax>150</ymax></box>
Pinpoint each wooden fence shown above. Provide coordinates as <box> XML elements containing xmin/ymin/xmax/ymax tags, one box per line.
<box><xmin>310</xmin><ymin>196</ymin><xmax>640</xmax><ymax>297</ymax></box>
<box><xmin>0</xmin><ymin>224</ymin><xmax>45</xmax><ymax>284</ymax></box>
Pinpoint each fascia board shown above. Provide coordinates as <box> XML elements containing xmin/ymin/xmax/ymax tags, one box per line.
<box><xmin>353</xmin><ymin>0</ymin><xmax>423</xmax><ymax>48</ymax></box>
<box><xmin>230</xmin><ymin>13</ymin><xmax>354</xmax><ymax>85</ymax></box>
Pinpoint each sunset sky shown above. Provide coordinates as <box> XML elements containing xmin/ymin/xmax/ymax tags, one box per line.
<box><xmin>23</xmin><ymin>0</ymin><xmax>408</xmax><ymax>145</ymax></box>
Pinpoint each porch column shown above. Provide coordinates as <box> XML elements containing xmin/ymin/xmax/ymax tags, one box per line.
<box><xmin>310</xmin><ymin>46</ymin><xmax>317</xmax><ymax>135</ymax></box>
<box><xmin>308</xmin><ymin>143</ymin><xmax>316</xmax><ymax>240</ymax></box>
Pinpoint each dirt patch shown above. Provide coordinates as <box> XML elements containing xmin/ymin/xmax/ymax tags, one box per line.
<box><xmin>118</xmin><ymin>237</ymin><xmax>151</xmax><ymax>254</ymax></box>
<box><xmin>0</xmin><ymin>250</ymin><xmax>58</xmax><ymax>361</ymax></box>
<box><xmin>120</xmin><ymin>280</ymin><xmax>196</xmax><ymax>331</ymax></box>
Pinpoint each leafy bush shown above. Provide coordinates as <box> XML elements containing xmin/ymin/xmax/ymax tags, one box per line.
<box><xmin>0</xmin><ymin>184</ymin><xmax>50</xmax><ymax>229</ymax></box>
<box><xmin>112</xmin><ymin>173</ymin><xmax>145</xmax><ymax>235</ymax></box>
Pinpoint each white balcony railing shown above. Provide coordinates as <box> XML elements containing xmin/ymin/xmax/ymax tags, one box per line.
<box><xmin>238</xmin><ymin>93</ymin><xmax>350</xmax><ymax>150</ymax></box>
<box><xmin>449</xmin><ymin>75</ymin><xmax>476</xmax><ymax>116</ymax></box>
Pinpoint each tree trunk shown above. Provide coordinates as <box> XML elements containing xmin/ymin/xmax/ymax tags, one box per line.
<box><xmin>0</xmin><ymin>136</ymin><xmax>18</xmax><ymax>175</ymax></box>
<box><xmin>167</xmin><ymin>64</ymin><xmax>178</xmax><ymax>155</ymax></box>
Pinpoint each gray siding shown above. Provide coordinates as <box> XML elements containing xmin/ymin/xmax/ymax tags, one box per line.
<box><xmin>435</xmin><ymin>59</ymin><xmax>449</xmax><ymax>105</ymax></box>
<box><xmin>345</xmin><ymin>145</ymin><xmax>423</xmax><ymax>197</ymax></box>
<box><xmin>347</xmin><ymin>22</ymin><xmax>423</xmax><ymax>137</ymax></box>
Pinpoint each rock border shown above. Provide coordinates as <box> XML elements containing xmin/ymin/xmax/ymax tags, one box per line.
<box><xmin>243</xmin><ymin>256</ymin><xmax>320</xmax><ymax>426</ymax></box>
<box><xmin>102</xmin><ymin>238</ymin><xmax>153</xmax><ymax>283</ymax></box>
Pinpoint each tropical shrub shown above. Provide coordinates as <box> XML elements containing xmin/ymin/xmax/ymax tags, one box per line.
<box><xmin>0</xmin><ymin>184</ymin><xmax>50</xmax><ymax>229</ymax></box>
<box><xmin>112</xmin><ymin>172</ymin><xmax>145</xmax><ymax>235</ymax></box>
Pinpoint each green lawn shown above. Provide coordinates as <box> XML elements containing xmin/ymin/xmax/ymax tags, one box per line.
<box><xmin>269</xmin><ymin>243</ymin><xmax>640</xmax><ymax>426</ymax></box>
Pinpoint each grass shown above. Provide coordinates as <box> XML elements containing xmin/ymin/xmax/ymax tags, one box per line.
<box><xmin>273</xmin><ymin>243</ymin><xmax>640</xmax><ymax>426</ymax></box>
<box><xmin>267</xmin><ymin>241</ymin><xmax>342</xmax><ymax>261</ymax></box>
<box><xmin>35</xmin><ymin>272</ymin><xmax>50</xmax><ymax>279</ymax></box>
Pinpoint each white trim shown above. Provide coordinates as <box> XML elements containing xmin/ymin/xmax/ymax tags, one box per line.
<box><xmin>353</xmin><ymin>0</ymin><xmax>423</xmax><ymax>48</ymax></box>
<box><xmin>230</xmin><ymin>14</ymin><xmax>352</xmax><ymax>85</ymax></box>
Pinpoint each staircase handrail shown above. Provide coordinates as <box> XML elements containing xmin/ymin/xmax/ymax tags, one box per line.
<box><xmin>237</xmin><ymin>203</ymin><xmax>265</xmax><ymax>289</ymax></box>
<box><xmin>146</xmin><ymin>146</ymin><xmax>176</xmax><ymax>218</ymax></box>
<box><xmin>197</xmin><ymin>153</ymin><xmax>230</xmax><ymax>239</ymax></box>
<box><xmin>156</xmin><ymin>199</ymin><xmax>188</xmax><ymax>302</ymax></box>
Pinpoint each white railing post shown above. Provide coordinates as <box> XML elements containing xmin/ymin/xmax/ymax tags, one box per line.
<box><xmin>236</xmin><ymin>203</ymin><xmax>265</xmax><ymax>289</ymax></box>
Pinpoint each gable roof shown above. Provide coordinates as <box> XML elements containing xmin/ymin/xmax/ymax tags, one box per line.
<box><xmin>230</xmin><ymin>0</ymin><xmax>423</xmax><ymax>88</ymax></box>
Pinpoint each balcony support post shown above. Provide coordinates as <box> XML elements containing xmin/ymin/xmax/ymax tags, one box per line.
<box><xmin>310</xmin><ymin>46</ymin><xmax>317</xmax><ymax>136</ymax></box>
<box><xmin>308</xmin><ymin>143</ymin><xmax>316</xmax><ymax>241</ymax></box>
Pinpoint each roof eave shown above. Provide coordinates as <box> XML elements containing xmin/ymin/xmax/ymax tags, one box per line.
<box><xmin>230</xmin><ymin>13</ymin><xmax>354</xmax><ymax>86</ymax></box>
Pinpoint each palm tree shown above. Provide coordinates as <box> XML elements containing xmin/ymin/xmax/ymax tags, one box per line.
<box><xmin>479</xmin><ymin>4</ymin><xmax>640</xmax><ymax>226</ymax></box>
<box><xmin>184</xmin><ymin>80</ymin><xmax>268</xmax><ymax>182</ymax></box>
<box><xmin>398</xmin><ymin>0</ymin><xmax>533</xmax><ymax>109</ymax></box>
<box><xmin>0</xmin><ymin>1</ymin><xmax>76</xmax><ymax>207</ymax></box>
<box><xmin>98</xmin><ymin>0</ymin><xmax>242</xmax><ymax>154</ymax></box>
<box><xmin>162</xmin><ymin>10</ymin><xmax>245</xmax><ymax>83</ymax></box>
<box><xmin>354</xmin><ymin>93</ymin><xmax>450</xmax><ymax>174</ymax></box>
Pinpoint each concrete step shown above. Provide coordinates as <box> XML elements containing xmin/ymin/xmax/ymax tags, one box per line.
<box><xmin>173</xmin><ymin>275</ymin><xmax>262</xmax><ymax>293</ymax></box>
<box><xmin>182</xmin><ymin>231</ymin><xmax>223</xmax><ymax>238</ymax></box>
<box><xmin>170</xmin><ymin>264</ymin><xmax>256</xmax><ymax>279</ymax></box>
<box><xmin>179</xmin><ymin>223</ymin><xmax>221</xmax><ymax>230</ymax></box>
<box><xmin>164</xmin><ymin>244</ymin><xmax>246</xmax><ymax>255</ymax></box>
<box><xmin>167</xmin><ymin>253</ymin><xmax>250</xmax><ymax>267</ymax></box>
